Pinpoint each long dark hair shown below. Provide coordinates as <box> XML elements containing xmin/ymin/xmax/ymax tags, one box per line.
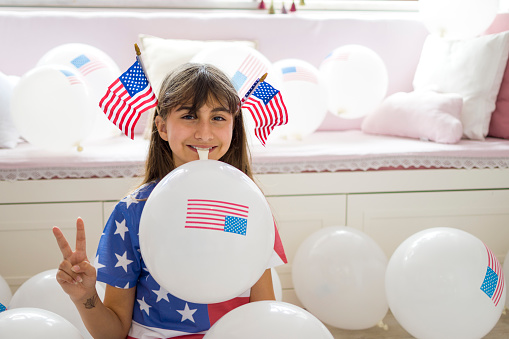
<box><xmin>141</xmin><ymin>63</ymin><xmax>253</xmax><ymax>185</ymax></box>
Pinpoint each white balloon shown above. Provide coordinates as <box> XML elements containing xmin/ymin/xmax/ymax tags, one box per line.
<box><xmin>140</xmin><ymin>160</ymin><xmax>275</xmax><ymax>304</ymax></box>
<box><xmin>292</xmin><ymin>226</ymin><xmax>388</xmax><ymax>330</ymax></box>
<box><xmin>269</xmin><ymin>59</ymin><xmax>328</xmax><ymax>140</ymax></box>
<box><xmin>386</xmin><ymin>227</ymin><xmax>505</xmax><ymax>339</ymax></box>
<box><xmin>9</xmin><ymin>269</ymin><xmax>105</xmax><ymax>339</ymax></box>
<box><xmin>0</xmin><ymin>273</ymin><xmax>12</xmax><ymax>312</ymax></box>
<box><xmin>0</xmin><ymin>72</ymin><xmax>20</xmax><ymax>149</ymax></box>
<box><xmin>10</xmin><ymin>64</ymin><xmax>95</xmax><ymax>151</ymax></box>
<box><xmin>0</xmin><ymin>307</ymin><xmax>84</xmax><ymax>338</ymax></box>
<box><xmin>319</xmin><ymin>45</ymin><xmax>388</xmax><ymax>119</ymax></box>
<box><xmin>37</xmin><ymin>43</ymin><xmax>121</xmax><ymax>139</ymax></box>
<box><xmin>204</xmin><ymin>300</ymin><xmax>333</xmax><ymax>339</ymax></box>
<box><xmin>271</xmin><ymin>268</ymin><xmax>283</xmax><ymax>301</ymax></box>
<box><xmin>419</xmin><ymin>0</ymin><xmax>500</xmax><ymax>39</ymax></box>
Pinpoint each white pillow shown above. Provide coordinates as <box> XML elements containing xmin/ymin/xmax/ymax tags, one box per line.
<box><xmin>413</xmin><ymin>31</ymin><xmax>509</xmax><ymax>140</ymax></box>
<box><xmin>137</xmin><ymin>35</ymin><xmax>257</xmax><ymax>138</ymax></box>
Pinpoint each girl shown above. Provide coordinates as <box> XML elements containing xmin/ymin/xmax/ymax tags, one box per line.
<box><xmin>52</xmin><ymin>63</ymin><xmax>287</xmax><ymax>339</ymax></box>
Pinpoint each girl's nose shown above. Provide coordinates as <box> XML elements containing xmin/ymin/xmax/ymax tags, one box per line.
<box><xmin>194</xmin><ymin>120</ymin><xmax>213</xmax><ymax>141</ymax></box>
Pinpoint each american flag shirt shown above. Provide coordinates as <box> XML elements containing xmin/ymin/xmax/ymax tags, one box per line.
<box><xmin>95</xmin><ymin>181</ymin><xmax>287</xmax><ymax>339</ymax></box>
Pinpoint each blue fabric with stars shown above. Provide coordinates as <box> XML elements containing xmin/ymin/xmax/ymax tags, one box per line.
<box><xmin>251</xmin><ymin>81</ymin><xmax>279</xmax><ymax>105</ymax></box>
<box><xmin>480</xmin><ymin>266</ymin><xmax>499</xmax><ymax>298</ymax></box>
<box><xmin>119</xmin><ymin>60</ymin><xmax>151</xmax><ymax>98</ymax></box>
<box><xmin>95</xmin><ymin>181</ymin><xmax>212</xmax><ymax>335</ymax></box>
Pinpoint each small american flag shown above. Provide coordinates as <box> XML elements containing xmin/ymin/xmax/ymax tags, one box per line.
<box><xmin>241</xmin><ymin>81</ymin><xmax>288</xmax><ymax>146</ymax></box>
<box><xmin>60</xmin><ymin>69</ymin><xmax>81</xmax><ymax>86</ymax></box>
<box><xmin>480</xmin><ymin>244</ymin><xmax>505</xmax><ymax>306</ymax></box>
<box><xmin>231</xmin><ymin>53</ymin><xmax>269</xmax><ymax>97</ymax></box>
<box><xmin>99</xmin><ymin>60</ymin><xmax>157</xmax><ymax>139</ymax></box>
<box><xmin>185</xmin><ymin>199</ymin><xmax>249</xmax><ymax>236</ymax></box>
<box><xmin>71</xmin><ymin>54</ymin><xmax>107</xmax><ymax>76</ymax></box>
<box><xmin>281</xmin><ymin>66</ymin><xmax>318</xmax><ymax>84</ymax></box>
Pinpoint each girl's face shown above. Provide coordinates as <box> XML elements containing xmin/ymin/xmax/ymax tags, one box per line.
<box><xmin>155</xmin><ymin>98</ymin><xmax>234</xmax><ymax>167</ymax></box>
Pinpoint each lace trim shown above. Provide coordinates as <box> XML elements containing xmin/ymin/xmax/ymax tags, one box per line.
<box><xmin>251</xmin><ymin>156</ymin><xmax>509</xmax><ymax>174</ymax></box>
<box><xmin>0</xmin><ymin>165</ymin><xmax>144</xmax><ymax>182</ymax></box>
<box><xmin>1</xmin><ymin>156</ymin><xmax>507</xmax><ymax>181</ymax></box>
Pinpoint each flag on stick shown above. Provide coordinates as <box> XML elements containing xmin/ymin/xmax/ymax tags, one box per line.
<box><xmin>241</xmin><ymin>75</ymin><xmax>288</xmax><ymax>146</ymax></box>
<box><xmin>99</xmin><ymin>45</ymin><xmax>157</xmax><ymax>139</ymax></box>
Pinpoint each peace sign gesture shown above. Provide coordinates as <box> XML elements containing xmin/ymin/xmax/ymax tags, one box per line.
<box><xmin>53</xmin><ymin>217</ymin><xmax>98</xmax><ymax>303</ymax></box>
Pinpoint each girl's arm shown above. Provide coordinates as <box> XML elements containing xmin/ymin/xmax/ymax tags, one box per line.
<box><xmin>53</xmin><ymin>218</ymin><xmax>134</xmax><ymax>339</ymax></box>
<box><xmin>249</xmin><ymin>268</ymin><xmax>276</xmax><ymax>302</ymax></box>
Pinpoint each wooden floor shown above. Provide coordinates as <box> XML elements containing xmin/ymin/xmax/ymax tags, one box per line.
<box><xmin>326</xmin><ymin>309</ymin><xmax>509</xmax><ymax>338</ymax></box>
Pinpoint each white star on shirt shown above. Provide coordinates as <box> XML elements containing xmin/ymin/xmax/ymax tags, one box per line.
<box><xmin>138</xmin><ymin>297</ymin><xmax>151</xmax><ymax>315</ymax></box>
<box><xmin>177</xmin><ymin>303</ymin><xmax>197</xmax><ymax>323</ymax></box>
<box><xmin>114</xmin><ymin>219</ymin><xmax>129</xmax><ymax>240</ymax></box>
<box><xmin>153</xmin><ymin>286</ymin><xmax>170</xmax><ymax>303</ymax></box>
<box><xmin>121</xmin><ymin>194</ymin><xmax>138</xmax><ymax>209</ymax></box>
<box><xmin>94</xmin><ymin>255</ymin><xmax>105</xmax><ymax>270</ymax></box>
<box><xmin>115</xmin><ymin>251</ymin><xmax>133</xmax><ymax>272</ymax></box>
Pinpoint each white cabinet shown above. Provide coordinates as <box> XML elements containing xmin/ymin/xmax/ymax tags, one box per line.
<box><xmin>347</xmin><ymin>190</ymin><xmax>509</xmax><ymax>261</ymax></box>
<box><xmin>266</xmin><ymin>195</ymin><xmax>346</xmax><ymax>306</ymax></box>
<box><xmin>0</xmin><ymin>202</ymin><xmax>104</xmax><ymax>291</ymax></box>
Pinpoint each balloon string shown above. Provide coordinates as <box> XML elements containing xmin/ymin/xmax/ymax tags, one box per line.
<box><xmin>377</xmin><ymin>320</ymin><xmax>389</xmax><ymax>331</ymax></box>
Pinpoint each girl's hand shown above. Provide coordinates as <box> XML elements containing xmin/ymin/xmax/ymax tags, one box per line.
<box><xmin>52</xmin><ymin>217</ymin><xmax>98</xmax><ymax>304</ymax></box>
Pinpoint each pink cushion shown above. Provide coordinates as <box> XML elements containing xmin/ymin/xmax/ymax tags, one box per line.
<box><xmin>361</xmin><ymin>91</ymin><xmax>463</xmax><ymax>144</ymax></box>
<box><xmin>485</xmin><ymin>13</ymin><xmax>509</xmax><ymax>139</ymax></box>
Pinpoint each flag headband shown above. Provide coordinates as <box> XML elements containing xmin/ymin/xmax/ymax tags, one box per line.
<box><xmin>99</xmin><ymin>45</ymin><xmax>287</xmax><ymax>146</ymax></box>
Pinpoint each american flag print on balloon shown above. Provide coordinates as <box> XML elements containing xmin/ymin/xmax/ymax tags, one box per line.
<box><xmin>70</xmin><ymin>54</ymin><xmax>107</xmax><ymax>76</ymax></box>
<box><xmin>231</xmin><ymin>53</ymin><xmax>269</xmax><ymax>97</ymax></box>
<box><xmin>480</xmin><ymin>244</ymin><xmax>505</xmax><ymax>306</ymax></box>
<box><xmin>185</xmin><ymin>199</ymin><xmax>249</xmax><ymax>236</ymax></box>
<box><xmin>281</xmin><ymin>65</ymin><xmax>319</xmax><ymax>84</ymax></box>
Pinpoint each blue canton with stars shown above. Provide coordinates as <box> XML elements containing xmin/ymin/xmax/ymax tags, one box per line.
<box><xmin>95</xmin><ymin>181</ymin><xmax>212</xmax><ymax>334</ymax></box>
<box><xmin>224</xmin><ymin>216</ymin><xmax>247</xmax><ymax>236</ymax></box>
<box><xmin>119</xmin><ymin>60</ymin><xmax>150</xmax><ymax>97</ymax></box>
<box><xmin>70</xmin><ymin>54</ymin><xmax>91</xmax><ymax>69</ymax></box>
<box><xmin>251</xmin><ymin>81</ymin><xmax>279</xmax><ymax>105</ymax></box>
<box><xmin>231</xmin><ymin>71</ymin><xmax>247</xmax><ymax>92</ymax></box>
<box><xmin>480</xmin><ymin>267</ymin><xmax>499</xmax><ymax>298</ymax></box>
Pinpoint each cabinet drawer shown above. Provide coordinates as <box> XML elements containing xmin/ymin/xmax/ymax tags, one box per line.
<box><xmin>0</xmin><ymin>202</ymin><xmax>103</xmax><ymax>291</ymax></box>
<box><xmin>347</xmin><ymin>190</ymin><xmax>509</xmax><ymax>261</ymax></box>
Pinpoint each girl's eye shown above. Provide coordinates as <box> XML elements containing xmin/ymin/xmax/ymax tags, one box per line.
<box><xmin>213</xmin><ymin>116</ymin><xmax>227</xmax><ymax>121</ymax></box>
<box><xmin>182</xmin><ymin>114</ymin><xmax>195</xmax><ymax>120</ymax></box>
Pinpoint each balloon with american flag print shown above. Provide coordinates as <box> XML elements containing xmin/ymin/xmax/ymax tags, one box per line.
<box><xmin>139</xmin><ymin>159</ymin><xmax>281</xmax><ymax>304</ymax></box>
<box><xmin>386</xmin><ymin>227</ymin><xmax>505</xmax><ymax>339</ymax></box>
<box><xmin>10</xmin><ymin>64</ymin><xmax>95</xmax><ymax>152</ymax></box>
<box><xmin>37</xmin><ymin>43</ymin><xmax>122</xmax><ymax>139</ymax></box>
<box><xmin>268</xmin><ymin>58</ymin><xmax>328</xmax><ymax>141</ymax></box>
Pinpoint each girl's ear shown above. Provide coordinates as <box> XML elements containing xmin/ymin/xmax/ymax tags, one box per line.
<box><xmin>155</xmin><ymin>115</ymin><xmax>168</xmax><ymax>141</ymax></box>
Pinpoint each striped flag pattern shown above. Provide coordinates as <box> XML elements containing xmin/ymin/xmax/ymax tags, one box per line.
<box><xmin>185</xmin><ymin>199</ymin><xmax>249</xmax><ymax>236</ymax></box>
<box><xmin>242</xmin><ymin>81</ymin><xmax>288</xmax><ymax>146</ymax></box>
<box><xmin>231</xmin><ymin>54</ymin><xmax>269</xmax><ymax>97</ymax></box>
<box><xmin>480</xmin><ymin>244</ymin><xmax>505</xmax><ymax>306</ymax></box>
<box><xmin>60</xmin><ymin>69</ymin><xmax>81</xmax><ymax>86</ymax></box>
<box><xmin>281</xmin><ymin>66</ymin><xmax>318</xmax><ymax>84</ymax></box>
<box><xmin>71</xmin><ymin>54</ymin><xmax>107</xmax><ymax>76</ymax></box>
<box><xmin>99</xmin><ymin>60</ymin><xmax>157</xmax><ymax>139</ymax></box>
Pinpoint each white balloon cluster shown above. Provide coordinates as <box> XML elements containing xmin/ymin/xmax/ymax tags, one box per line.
<box><xmin>10</xmin><ymin>43</ymin><xmax>121</xmax><ymax>152</ymax></box>
<box><xmin>190</xmin><ymin>43</ymin><xmax>388</xmax><ymax>144</ymax></box>
<box><xmin>292</xmin><ymin>226</ymin><xmax>507</xmax><ymax>339</ymax></box>
<box><xmin>0</xmin><ymin>269</ymin><xmax>105</xmax><ymax>339</ymax></box>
